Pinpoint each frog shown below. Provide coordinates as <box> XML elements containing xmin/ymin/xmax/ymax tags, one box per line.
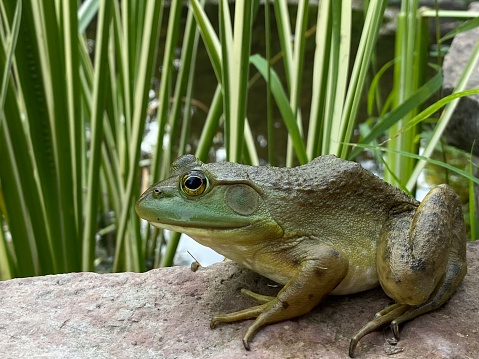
<box><xmin>135</xmin><ymin>154</ymin><xmax>467</xmax><ymax>357</ymax></box>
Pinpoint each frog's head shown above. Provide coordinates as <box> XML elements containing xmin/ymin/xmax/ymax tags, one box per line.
<box><xmin>135</xmin><ymin>155</ymin><xmax>283</xmax><ymax>249</ymax></box>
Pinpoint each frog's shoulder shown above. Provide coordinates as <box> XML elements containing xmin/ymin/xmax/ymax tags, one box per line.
<box><xmin>306</xmin><ymin>154</ymin><xmax>358</xmax><ymax>168</ymax></box>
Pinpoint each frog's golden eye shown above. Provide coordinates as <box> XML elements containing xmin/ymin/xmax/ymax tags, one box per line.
<box><xmin>180</xmin><ymin>171</ymin><xmax>208</xmax><ymax>196</ymax></box>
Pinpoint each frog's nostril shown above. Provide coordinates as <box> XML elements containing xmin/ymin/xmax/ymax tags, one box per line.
<box><xmin>152</xmin><ymin>188</ymin><xmax>163</xmax><ymax>198</ymax></box>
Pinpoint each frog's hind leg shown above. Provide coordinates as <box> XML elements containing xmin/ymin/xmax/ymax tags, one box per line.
<box><xmin>388</xmin><ymin>241</ymin><xmax>467</xmax><ymax>338</ymax></box>
<box><xmin>377</xmin><ymin>184</ymin><xmax>466</xmax><ymax>308</ymax></box>
<box><xmin>377</xmin><ymin>185</ymin><xmax>466</xmax><ymax>310</ymax></box>
<box><xmin>350</xmin><ymin>184</ymin><xmax>467</xmax><ymax>357</ymax></box>
<box><xmin>350</xmin><ymin>247</ymin><xmax>466</xmax><ymax>357</ymax></box>
<box><xmin>378</xmin><ymin>185</ymin><xmax>465</xmax><ymax>304</ymax></box>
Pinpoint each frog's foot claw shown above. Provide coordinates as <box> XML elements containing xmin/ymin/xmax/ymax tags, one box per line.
<box><xmin>348</xmin><ymin>338</ymin><xmax>358</xmax><ymax>358</ymax></box>
<box><xmin>349</xmin><ymin>303</ymin><xmax>410</xmax><ymax>358</ymax></box>
<box><xmin>242</xmin><ymin>338</ymin><xmax>251</xmax><ymax>351</ymax></box>
<box><xmin>391</xmin><ymin>320</ymin><xmax>400</xmax><ymax>340</ymax></box>
<box><xmin>241</xmin><ymin>288</ymin><xmax>276</xmax><ymax>304</ymax></box>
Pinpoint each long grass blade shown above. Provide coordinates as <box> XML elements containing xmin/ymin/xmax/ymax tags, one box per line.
<box><xmin>78</xmin><ymin>0</ymin><xmax>100</xmax><ymax>34</ymax></box>
<box><xmin>189</xmin><ymin>0</ymin><xmax>222</xmax><ymax>81</ymax></box>
<box><xmin>338</xmin><ymin>0</ymin><xmax>387</xmax><ymax>158</ymax></box>
<box><xmin>273</xmin><ymin>0</ymin><xmax>293</xmax><ymax>91</ymax></box>
<box><xmin>229</xmin><ymin>0</ymin><xmax>253</xmax><ymax>161</ymax></box>
<box><xmin>113</xmin><ymin>0</ymin><xmax>163</xmax><ymax>272</ymax></box>
<box><xmin>0</xmin><ymin>0</ymin><xmax>21</xmax><ymax>132</ymax></box>
<box><xmin>328</xmin><ymin>0</ymin><xmax>351</xmax><ymax>156</ymax></box>
<box><xmin>3</xmin><ymin>1</ymin><xmax>67</xmax><ymax>274</ymax></box>
<box><xmin>150</xmin><ymin>0</ymin><xmax>181</xmax><ymax>185</ymax></box>
<box><xmin>219</xmin><ymin>0</ymin><xmax>233</xmax><ymax>157</ymax></box>
<box><xmin>306</xmin><ymin>0</ymin><xmax>331</xmax><ymax>159</ymax></box>
<box><xmin>82</xmin><ymin>0</ymin><xmax>113</xmax><ymax>271</ymax></box>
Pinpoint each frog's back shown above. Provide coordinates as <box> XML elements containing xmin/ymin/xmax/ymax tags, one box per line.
<box><xmin>206</xmin><ymin>155</ymin><xmax>418</xmax><ymax>238</ymax></box>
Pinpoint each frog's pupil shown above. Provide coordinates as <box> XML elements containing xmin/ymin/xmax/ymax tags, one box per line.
<box><xmin>186</xmin><ymin>176</ymin><xmax>202</xmax><ymax>189</ymax></box>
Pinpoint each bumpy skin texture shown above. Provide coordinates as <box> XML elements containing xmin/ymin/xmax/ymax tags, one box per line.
<box><xmin>136</xmin><ymin>155</ymin><xmax>467</xmax><ymax>357</ymax></box>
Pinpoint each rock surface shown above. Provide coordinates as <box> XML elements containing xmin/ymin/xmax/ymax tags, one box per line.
<box><xmin>442</xmin><ymin>2</ymin><xmax>479</xmax><ymax>157</ymax></box>
<box><xmin>1</xmin><ymin>241</ymin><xmax>478</xmax><ymax>359</ymax></box>
<box><xmin>442</xmin><ymin>2</ymin><xmax>479</xmax><ymax>227</ymax></box>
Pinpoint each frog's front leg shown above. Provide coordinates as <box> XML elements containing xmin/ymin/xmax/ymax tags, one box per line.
<box><xmin>211</xmin><ymin>244</ymin><xmax>349</xmax><ymax>350</ymax></box>
<box><xmin>350</xmin><ymin>184</ymin><xmax>467</xmax><ymax>357</ymax></box>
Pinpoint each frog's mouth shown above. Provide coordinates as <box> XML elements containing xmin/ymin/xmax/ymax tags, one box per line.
<box><xmin>146</xmin><ymin>219</ymin><xmax>252</xmax><ymax>233</ymax></box>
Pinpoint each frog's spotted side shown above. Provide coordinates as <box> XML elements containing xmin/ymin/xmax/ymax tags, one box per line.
<box><xmin>136</xmin><ymin>154</ymin><xmax>467</xmax><ymax>357</ymax></box>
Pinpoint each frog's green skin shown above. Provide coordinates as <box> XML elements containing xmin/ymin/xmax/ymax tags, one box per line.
<box><xmin>136</xmin><ymin>154</ymin><xmax>467</xmax><ymax>357</ymax></box>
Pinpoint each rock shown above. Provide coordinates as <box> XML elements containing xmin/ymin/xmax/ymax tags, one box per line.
<box><xmin>442</xmin><ymin>2</ymin><xmax>479</xmax><ymax>228</ymax></box>
<box><xmin>0</xmin><ymin>241</ymin><xmax>478</xmax><ymax>359</ymax></box>
<box><xmin>442</xmin><ymin>2</ymin><xmax>479</xmax><ymax>157</ymax></box>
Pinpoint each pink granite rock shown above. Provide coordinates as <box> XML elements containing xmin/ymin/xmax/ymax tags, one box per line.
<box><xmin>0</xmin><ymin>241</ymin><xmax>478</xmax><ymax>358</ymax></box>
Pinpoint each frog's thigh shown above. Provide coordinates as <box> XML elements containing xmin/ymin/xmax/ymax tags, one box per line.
<box><xmin>377</xmin><ymin>184</ymin><xmax>466</xmax><ymax>306</ymax></box>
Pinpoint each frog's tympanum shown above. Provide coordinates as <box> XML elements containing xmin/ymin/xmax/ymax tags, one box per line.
<box><xmin>136</xmin><ymin>155</ymin><xmax>467</xmax><ymax>357</ymax></box>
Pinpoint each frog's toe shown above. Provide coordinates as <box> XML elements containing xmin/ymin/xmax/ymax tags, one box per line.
<box><xmin>210</xmin><ymin>303</ymin><xmax>267</xmax><ymax>329</ymax></box>
<box><xmin>349</xmin><ymin>303</ymin><xmax>410</xmax><ymax>357</ymax></box>
<box><xmin>242</xmin><ymin>337</ymin><xmax>251</xmax><ymax>351</ymax></box>
<box><xmin>241</xmin><ymin>288</ymin><xmax>276</xmax><ymax>304</ymax></box>
<box><xmin>373</xmin><ymin>303</ymin><xmax>404</xmax><ymax>319</ymax></box>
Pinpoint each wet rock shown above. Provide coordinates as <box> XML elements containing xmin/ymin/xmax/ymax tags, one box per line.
<box><xmin>0</xmin><ymin>241</ymin><xmax>478</xmax><ymax>359</ymax></box>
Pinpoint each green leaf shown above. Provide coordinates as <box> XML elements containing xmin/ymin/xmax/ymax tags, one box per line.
<box><xmin>78</xmin><ymin>0</ymin><xmax>99</xmax><ymax>34</ymax></box>
<box><xmin>441</xmin><ymin>16</ymin><xmax>479</xmax><ymax>42</ymax></box>
<box><xmin>82</xmin><ymin>0</ymin><xmax>113</xmax><ymax>271</ymax></box>
<box><xmin>189</xmin><ymin>0</ymin><xmax>222</xmax><ymax>81</ymax></box>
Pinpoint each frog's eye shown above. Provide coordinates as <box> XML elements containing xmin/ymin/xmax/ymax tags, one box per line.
<box><xmin>180</xmin><ymin>170</ymin><xmax>208</xmax><ymax>196</ymax></box>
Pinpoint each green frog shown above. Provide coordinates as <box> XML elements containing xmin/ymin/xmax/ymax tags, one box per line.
<box><xmin>135</xmin><ymin>154</ymin><xmax>467</xmax><ymax>357</ymax></box>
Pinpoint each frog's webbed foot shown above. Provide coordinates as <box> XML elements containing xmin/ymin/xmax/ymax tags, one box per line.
<box><xmin>349</xmin><ymin>303</ymin><xmax>411</xmax><ymax>357</ymax></box>
<box><xmin>209</xmin><ymin>290</ymin><xmax>270</xmax><ymax>330</ymax></box>
<box><xmin>210</xmin><ymin>299</ymin><xmax>280</xmax><ymax>350</ymax></box>
<box><xmin>210</xmin><ymin>246</ymin><xmax>349</xmax><ymax>351</ymax></box>
<box><xmin>210</xmin><ymin>288</ymin><xmax>319</xmax><ymax>350</ymax></box>
<box><xmin>209</xmin><ymin>289</ymin><xmax>276</xmax><ymax>332</ymax></box>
